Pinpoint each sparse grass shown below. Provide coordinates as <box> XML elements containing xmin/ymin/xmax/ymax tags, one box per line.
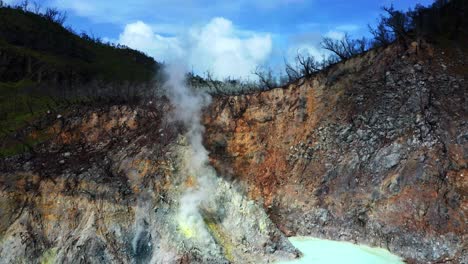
<box><xmin>0</xmin><ymin>135</ymin><xmax>44</xmax><ymax>157</ymax></box>
<box><xmin>0</xmin><ymin>80</ymin><xmax>53</xmax><ymax>132</ymax></box>
<box><xmin>0</xmin><ymin>6</ymin><xmax>160</xmax><ymax>158</ymax></box>
<box><xmin>0</xmin><ymin>79</ymin><xmax>60</xmax><ymax>157</ymax></box>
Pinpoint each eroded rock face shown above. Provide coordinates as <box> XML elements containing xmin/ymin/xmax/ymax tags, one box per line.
<box><xmin>0</xmin><ymin>43</ymin><xmax>466</xmax><ymax>264</ymax></box>
<box><xmin>0</xmin><ymin>106</ymin><xmax>297</xmax><ymax>263</ymax></box>
<box><xmin>204</xmin><ymin>44</ymin><xmax>467</xmax><ymax>263</ymax></box>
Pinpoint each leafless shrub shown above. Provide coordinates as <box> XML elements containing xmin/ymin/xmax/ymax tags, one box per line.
<box><xmin>321</xmin><ymin>33</ymin><xmax>369</xmax><ymax>60</ymax></box>
<box><xmin>254</xmin><ymin>66</ymin><xmax>279</xmax><ymax>90</ymax></box>
<box><xmin>43</xmin><ymin>7</ymin><xmax>67</xmax><ymax>25</ymax></box>
<box><xmin>368</xmin><ymin>4</ymin><xmax>412</xmax><ymax>48</ymax></box>
<box><xmin>284</xmin><ymin>53</ymin><xmax>320</xmax><ymax>83</ymax></box>
<box><xmin>368</xmin><ymin>23</ymin><xmax>393</xmax><ymax>47</ymax></box>
<box><xmin>32</xmin><ymin>1</ymin><xmax>41</xmax><ymax>14</ymax></box>
<box><xmin>19</xmin><ymin>0</ymin><xmax>29</xmax><ymax>11</ymax></box>
<box><xmin>381</xmin><ymin>5</ymin><xmax>412</xmax><ymax>42</ymax></box>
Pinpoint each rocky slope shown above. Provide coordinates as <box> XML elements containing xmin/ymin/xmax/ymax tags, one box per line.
<box><xmin>0</xmin><ymin>41</ymin><xmax>466</xmax><ymax>264</ymax></box>
<box><xmin>204</xmin><ymin>42</ymin><xmax>467</xmax><ymax>263</ymax></box>
<box><xmin>0</xmin><ymin>105</ymin><xmax>297</xmax><ymax>263</ymax></box>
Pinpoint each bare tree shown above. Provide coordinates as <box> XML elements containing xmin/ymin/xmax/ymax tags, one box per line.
<box><xmin>284</xmin><ymin>53</ymin><xmax>321</xmax><ymax>83</ymax></box>
<box><xmin>355</xmin><ymin>37</ymin><xmax>369</xmax><ymax>53</ymax></box>
<box><xmin>368</xmin><ymin>23</ymin><xmax>393</xmax><ymax>47</ymax></box>
<box><xmin>204</xmin><ymin>71</ymin><xmax>224</xmax><ymax>94</ymax></box>
<box><xmin>19</xmin><ymin>0</ymin><xmax>29</xmax><ymax>11</ymax></box>
<box><xmin>321</xmin><ymin>33</ymin><xmax>368</xmax><ymax>61</ymax></box>
<box><xmin>254</xmin><ymin>66</ymin><xmax>278</xmax><ymax>90</ymax></box>
<box><xmin>32</xmin><ymin>1</ymin><xmax>41</xmax><ymax>14</ymax></box>
<box><xmin>44</xmin><ymin>7</ymin><xmax>67</xmax><ymax>25</ymax></box>
<box><xmin>284</xmin><ymin>58</ymin><xmax>301</xmax><ymax>83</ymax></box>
<box><xmin>296</xmin><ymin>53</ymin><xmax>320</xmax><ymax>76</ymax></box>
<box><xmin>381</xmin><ymin>5</ymin><xmax>411</xmax><ymax>42</ymax></box>
<box><xmin>368</xmin><ymin>4</ymin><xmax>412</xmax><ymax>48</ymax></box>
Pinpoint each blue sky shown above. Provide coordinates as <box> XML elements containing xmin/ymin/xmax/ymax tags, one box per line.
<box><xmin>6</xmin><ymin>0</ymin><xmax>434</xmax><ymax>78</ymax></box>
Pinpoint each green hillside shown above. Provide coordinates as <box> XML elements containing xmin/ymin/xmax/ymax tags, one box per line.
<box><xmin>0</xmin><ymin>6</ymin><xmax>158</xmax><ymax>83</ymax></box>
<box><xmin>0</xmin><ymin>4</ymin><xmax>160</xmax><ymax>156</ymax></box>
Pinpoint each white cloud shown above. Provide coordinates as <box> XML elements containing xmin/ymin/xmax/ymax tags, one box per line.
<box><xmin>286</xmin><ymin>32</ymin><xmax>327</xmax><ymax>62</ymax></box>
<box><xmin>118</xmin><ymin>18</ymin><xmax>272</xmax><ymax>79</ymax></box>
<box><xmin>119</xmin><ymin>21</ymin><xmax>184</xmax><ymax>62</ymax></box>
<box><xmin>187</xmin><ymin>17</ymin><xmax>272</xmax><ymax>79</ymax></box>
<box><xmin>289</xmin><ymin>44</ymin><xmax>324</xmax><ymax>59</ymax></box>
<box><xmin>323</xmin><ymin>24</ymin><xmax>360</xmax><ymax>41</ymax></box>
<box><xmin>325</xmin><ymin>30</ymin><xmax>345</xmax><ymax>40</ymax></box>
<box><xmin>148</xmin><ymin>23</ymin><xmax>185</xmax><ymax>36</ymax></box>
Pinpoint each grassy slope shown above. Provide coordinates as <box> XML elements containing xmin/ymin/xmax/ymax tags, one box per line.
<box><xmin>0</xmin><ymin>6</ymin><xmax>159</xmax><ymax>157</ymax></box>
<box><xmin>0</xmin><ymin>7</ymin><xmax>157</xmax><ymax>82</ymax></box>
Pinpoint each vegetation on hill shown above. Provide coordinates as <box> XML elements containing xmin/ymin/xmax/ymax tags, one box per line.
<box><xmin>182</xmin><ymin>0</ymin><xmax>468</xmax><ymax>100</ymax></box>
<box><xmin>0</xmin><ymin>1</ymin><xmax>161</xmax><ymax>156</ymax></box>
<box><xmin>254</xmin><ymin>0</ymin><xmax>467</xmax><ymax>90</ymax></box>
<box><xmin>0</xmin><ymin>2</ymin><xmax>158</xmax><ymax>83</ymax></box>
<box><xmin>0</xmin><ymin>0</ymin><xmax>466</xmax><ymax>157</ymax></box>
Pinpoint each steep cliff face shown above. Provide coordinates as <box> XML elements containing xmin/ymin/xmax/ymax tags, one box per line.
<box><xmin>0</xmin><ymin>105</ymin><xmax>297</xmax><ymax>263</ymax></box>
<box><xmin>204</xmin><ymin>43</ymin><xmax>467</xmax><ymax>263</ymax></box>
<box><xmin>0</xmin><ymin>42</ymin><xmax>466</xmax><ymax>264</ymax></box>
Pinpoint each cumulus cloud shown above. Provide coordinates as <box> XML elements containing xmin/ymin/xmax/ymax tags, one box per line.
<box><xmin>187</xmin><ymin>17</ymin><xmax>272</xmax><ymax>79</ymax></box>
<box><xmin>119</xmin><ymin>21</ymin><xmax>184</xmax><ymax>62</ymax></box>
<box><xmin>118</xmin><ymin>18</ymin><xmax>272</xmax><ymax>79</ymax></box>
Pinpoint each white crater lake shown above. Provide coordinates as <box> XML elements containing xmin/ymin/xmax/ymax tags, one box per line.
<box><xmin>279</xmin><ymin>237</ymin><xmax>405</xmax><ymax>264</ymax></box>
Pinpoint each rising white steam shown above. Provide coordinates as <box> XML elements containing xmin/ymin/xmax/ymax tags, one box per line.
<box><xmin>163</xmin><ymin>64</ymin><xmax>217</xmax><ymax>242</ymax></box>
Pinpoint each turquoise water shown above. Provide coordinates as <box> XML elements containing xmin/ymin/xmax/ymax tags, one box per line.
<box><xmin>279</xmin><ymin>237</ymin><xmax>404</xmax><ymax>264</ymax></box>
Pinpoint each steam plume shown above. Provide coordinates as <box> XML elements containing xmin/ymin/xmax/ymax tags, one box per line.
<box><xmin>163</xmin><ymin>63</ymin><xmax>216</xmax><ymax>241</ymax></box>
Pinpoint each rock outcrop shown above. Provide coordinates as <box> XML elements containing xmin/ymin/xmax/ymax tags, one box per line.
<box><xmin>0</xmin><ymin>42</ymin><xmax>466</xmax><ymax>263</ymax></box>
<box><xmin>204</xmin><ymin>43</ymin><xmax>467</xmax><ymax>263</ymax></box>
<box><xmin>0</xmin><ymin>106</ymin><xmax>297</xmax><ymax>263</ymax></box>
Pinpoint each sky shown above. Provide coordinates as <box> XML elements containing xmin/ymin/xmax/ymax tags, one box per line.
<box><xmin>5</xmin><ymin>0</ymin><xmax>434</xmax><ymax>79</ymax></box>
